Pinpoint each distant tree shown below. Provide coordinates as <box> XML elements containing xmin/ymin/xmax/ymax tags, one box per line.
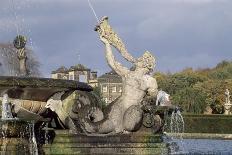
<box><xmin>154</xmin><ymin>72</ymin><xmax>170</xmax><ymax>91</ymax></box>
<box><xmin>194</xmin><ymin>79</ymin><xmax>232</xmax><ymax>114</ymax></box>
<box><xmin>153</xmin><ymin>60</ymin><xmax>232</xmax><ymax>114</ymax></box>
<box><xmin>216</xmin><ymin>60</ymin><xmax>230</xmax><ymax>69</ymax></box>
<box><xmin>208</xmin><ymin>61</ymin><xmax>232</xmax><ymax>80</ymax></box>
<box><xmin>172</xmin><ymin>87</ymin><xmax>207</xmax><ymax>114</ymax></box>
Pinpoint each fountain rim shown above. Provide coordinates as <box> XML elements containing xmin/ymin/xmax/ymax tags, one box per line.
<box><xmin>0</xmin><ymin>76</ymin><xmax>93</xmax><ymax>92</ymax></box>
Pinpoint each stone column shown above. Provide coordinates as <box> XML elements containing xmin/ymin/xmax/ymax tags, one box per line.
<box><xmin>17</xmin><ymin>48</ymin><xmax>27</xmax><ymax>76</ymax></box>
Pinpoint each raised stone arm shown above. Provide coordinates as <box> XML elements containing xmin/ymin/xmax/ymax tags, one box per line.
<box><xmin>100</xmin><ymin>35</ymin><xmax>129</xmax><ymax>76</ymax></box>
<box><xmin>95</xmin><ymin>16</ymin><xmax>136</xmax><ymax>63</ymax></box>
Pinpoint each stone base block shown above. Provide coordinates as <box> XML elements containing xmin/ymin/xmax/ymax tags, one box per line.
<box><xmin>42</xmin><ymin>130</ymin><xmax>168</xmax><ymax>155</ymax></box>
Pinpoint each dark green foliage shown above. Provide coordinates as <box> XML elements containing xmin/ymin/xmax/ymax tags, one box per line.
<box><xmin>208</xmin><ymin>60</ymin><xmax>232</xmax><ymax>80</ymax></box>
<box><xmin>172</xmin><ymin>87</ymin><xmax>207</xmax><ymax>114</ymax></box>
<box><xmin>183</xmin><ymin>114</ymin><xmax>232</xmax><ymax>134</ymax></box>
<box><xmin>154</xmin><ymin>60</ymin><xmax>232</xmax><ymax>114</ymax></box>
<box><xmin>92</xmin><ymin>86</ymin><xmax>107</xmax><ymax>109</ymax></box>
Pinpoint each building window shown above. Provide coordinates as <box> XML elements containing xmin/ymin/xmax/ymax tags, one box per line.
<box><xmin>69</xmin><ymin>75</ymin><xmax>74</xmax><ymax>80</ymax></box>
<box><xmin>79</xmin><ymin>74</ymin><xmax>87</xmax><ymax>83</ymax></box>
<box><xmin>102</xmin><ymin>86</ymin><xmax>108</xmax><ymax>93</ymax></box>
<box><xmin>119</xmin><ymin>87</ymin><xmax>122</xmax><ymax>93</ymax></box>
<box><xmin>109</xmin><ymin>96</ymin><xmax>112</xmax><ymax>102</ymax></box>
<box><xmin>57</xmin><ymin>74</ymin><xmax>62</xmax><ymax>79</ymax></box>
<box><xmin>112</xmin><ymin>86</ymin><xmax>117</xmax><ymax>93</ymax></box>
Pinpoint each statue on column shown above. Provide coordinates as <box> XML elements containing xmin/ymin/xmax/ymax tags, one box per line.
<box><xmin>13</xmin><ymin>35</ymin><xmax>28</xmax><ymax>76</ymax></box>
<box><xmin>225</xmin><ymin>89</ymin><xmax>230</xmax><ymax>104</ymax></box>
<box><xmin>78</xmin><ymin>17</ymin><xmax>158</xmax><ymax>135</ymax></box>
<box><xmin>224</xmin><ymin>89</ymin><xmax>231</xmax><ymax>115</ymax></box>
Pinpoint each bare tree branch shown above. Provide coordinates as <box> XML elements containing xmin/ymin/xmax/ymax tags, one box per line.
<box><xmin>0</xmin><ymin>43</ymin><xmax>41</xmax><ymax>77</ymax></box>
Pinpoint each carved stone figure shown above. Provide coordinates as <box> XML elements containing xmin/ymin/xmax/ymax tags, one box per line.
<box><xmin>225</xmin><ymin>89</ymin><xmax>230</xmax><ymax>104</ymax></box>
<box><xmin>224</xmin><ymin>89</ymin><xmax>231</xmax><ymax>115</ymax></box>
<box><xmin>13</xmin><ymin>35</ymin><xmax>28</xmax><ymax>76</ymax></box>
<box><xmin>78</xmin><ymin>17</ymin><xmax>158</xmax><ymax>135</ymax></box>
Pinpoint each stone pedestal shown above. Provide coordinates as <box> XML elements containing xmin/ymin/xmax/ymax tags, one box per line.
<box><xmin>224</xmin><ymin>89</ymin><xmax>231</xmax><ymax>115</ymax></box>
<box><xmin>42</xmin><ymin>130</ymin><xmax>168</xmax><ymax>155</ymax></box>
<box><xmin>0</xmin><ymin>120</ymin><xmax>35</xmax><ymax>155</ymax></box>
<box><xmin>224</xmin><ymin>103</ymin><xmax>232</xmax><ymax>115</ymax></box>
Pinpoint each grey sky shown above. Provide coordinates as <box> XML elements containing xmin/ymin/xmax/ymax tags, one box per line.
<box><xmin>0</xmin><ymin>0</ymin><xmax>231</xmax><ymax>77</ymax></box>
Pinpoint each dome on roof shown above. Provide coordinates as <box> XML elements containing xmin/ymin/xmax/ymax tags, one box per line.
<box><xmin>69</xmin><ymin>64</ymin><xmax>90</xmax><ymax>71</ymax></box>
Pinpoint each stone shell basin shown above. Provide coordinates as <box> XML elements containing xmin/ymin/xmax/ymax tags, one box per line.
<box><xmin>0</xmin><ymin>76</ymin><xmax>92</xmax><ymax>120</ymax></box>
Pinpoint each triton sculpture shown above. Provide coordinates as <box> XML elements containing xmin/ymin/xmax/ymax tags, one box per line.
<box><xmin>77</xmin><ymin>17</ymin><xmax>158</xmax><ymax>135</ymax></box>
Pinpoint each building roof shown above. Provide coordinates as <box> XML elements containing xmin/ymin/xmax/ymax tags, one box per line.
<box><xmin>98</xmin><ymin>71</ymin><xmax>122</xmax><ymax>83</ymax></box>
<box><xmin>51</xmin><ymin>66</ymin><xmax>68</xmax><ymax>74</ymax></box>
<box><xmin>69</xmin><ymin>64</ymin><xmax>90</xmax><ymax>71</ymax></box>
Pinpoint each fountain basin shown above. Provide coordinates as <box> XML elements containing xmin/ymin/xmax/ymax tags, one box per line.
<box><xmin>0</xmin><ymin>119</ymin><xmax>37</xmax><ymax>154</ymax></box>
<box><xmin>0</xmin><ymin>119</ymin><xmax>33</xmax><ymax>138</ymax></box>
<box><xmin>0</xmin><ymin>76</ymin><xmax>92</xmax><ymax>102</ymax></box>
<box><xmin>0</xmin><ymin>76</ymin><xmax>94</xmax><ymax>122</ymax></box>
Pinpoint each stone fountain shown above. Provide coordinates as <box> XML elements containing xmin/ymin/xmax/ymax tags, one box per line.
<box><xmin>0</xmin><ymin>17</ymin><xmax>176</xmax><ymax>155</ymax></box>
<box><xmin>42</xmin><ymin>17</ymin><xmax>176</xmax><ymax>155</ymax></box>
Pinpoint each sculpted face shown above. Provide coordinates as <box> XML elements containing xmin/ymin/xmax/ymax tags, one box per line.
<box><xmin>135</xmin><ymin>51</ymin><xmax>155</xmax><ymax>73</ymax></box>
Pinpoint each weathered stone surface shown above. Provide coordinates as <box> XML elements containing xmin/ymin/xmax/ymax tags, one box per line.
<box><xmin>0</xmin><ymin>119</ymin><xmax>32</xmax><ymax>138</ymax></box>
<box><xmin>0</xmin><ymin>76</ymin><xmax>92</xmax><ymax>101</ymax></box>
<box><xmin>165</xmin><ymin>133</ymin><xmax>232</xmax><ymax>140</ymax></box>
<box><xmin>79</xmin><ymin>17</ymin><xmax>159</xmax><ymax>135</ymax></box>
<box><xmin>0</xmin><ymin>120</ymin><xmax>34</xmax><ymax>155</ymax></box>
<box><xmin>0</xmin><ymin>138</ymin><xmax>31</xmax><ymax>155</ymax></box>
<box><xmin>42</xmin><ymin>130</ymin><xmax>168</xmax><ymax>155</ymax></box>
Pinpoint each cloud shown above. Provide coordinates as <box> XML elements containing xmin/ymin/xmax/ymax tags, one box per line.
<box><xmin>0</xmin><ymin>0</ymin><xmax>231</xmax><ymax>77</ymax></box>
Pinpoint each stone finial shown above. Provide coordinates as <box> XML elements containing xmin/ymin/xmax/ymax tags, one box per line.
<box><xmin>224</xmin><ymin>89</ymin><xmax>231</xmax><ymax>115</ymax></box>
